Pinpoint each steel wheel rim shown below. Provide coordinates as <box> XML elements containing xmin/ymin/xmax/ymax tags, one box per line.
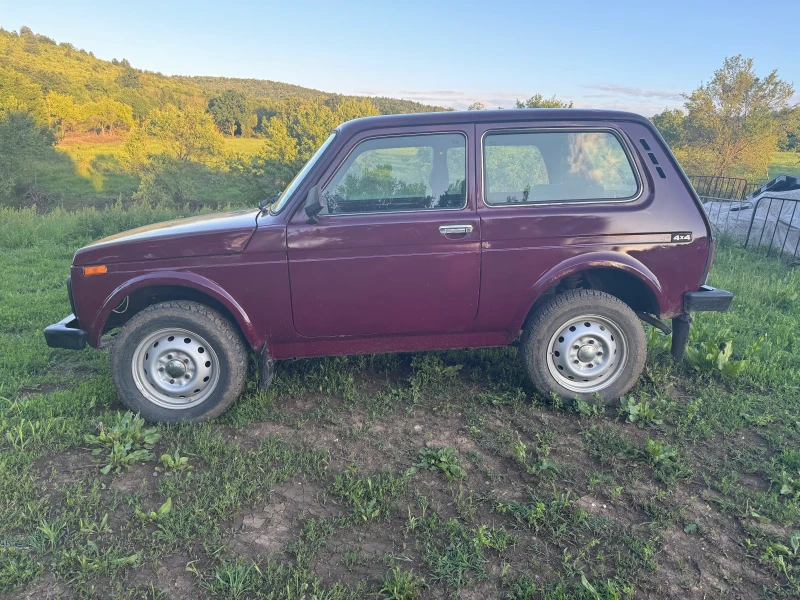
<box><xmin>546</xmin><ymin>314</ymin><xmax>627</xmax><ymax>393</ymax></box>
<box><xmin>131</xmin><ymin>327</ymin><xmax>220</xmax><ymax>410</ymax></box>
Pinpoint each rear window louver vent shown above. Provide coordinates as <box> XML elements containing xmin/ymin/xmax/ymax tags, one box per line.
<box><xmin>640</xmin><ymin>139</ymin><xmax>666</xmax><ymax>178</ymax></box>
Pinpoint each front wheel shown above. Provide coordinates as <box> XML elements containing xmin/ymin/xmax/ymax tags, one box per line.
<box><xmin>110</xmin><ymin>301</ymin><xmax>248</xmax><ymax>423</ymax></box>
<box><xmin>520</xmin><ymin>289</ymin><xmax>646</xmax><ymax>404</ymax></box>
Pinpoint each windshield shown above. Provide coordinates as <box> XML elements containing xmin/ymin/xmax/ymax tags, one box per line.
<box><xmin>269</xmin><ymin>133</ymin><xmax>337</xmax><ymax>214</ymax></box>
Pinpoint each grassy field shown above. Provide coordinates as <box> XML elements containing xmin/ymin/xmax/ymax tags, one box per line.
<box><xmin>769</xmin><ymin>151</ymin><xmax>800</xmax><ymax>179</ymax></box>
<box><xmin>22</xmin><ymin>137</ymin><xmax>266</xmax><ymax>211</ymax></box>
<box><xmin>0</xmin><ymin>206</ymin><xmax>799</xmax><ymax>599</ymax></box>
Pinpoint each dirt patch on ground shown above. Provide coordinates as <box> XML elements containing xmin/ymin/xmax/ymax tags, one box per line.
<box><xmin>312</xmin><ymin>523</ymin><xmax>399</xmax><ymax>589</ymax></box>
<box><xmin>155</xmin><ymin>552</ymin><xmax>202</xmax><ymax>599</ymax></box>
<box><xmin>227</xmin><ymin>481</ymin><xmax>342</xmax><ymax>561</ymax></box>
<box><xmin>33</xmin><ymin>447</ymin><xmax>96</xmax><ymax>489</ymax></box>
<box><xmin>102</xmin><ymin>550</ymin><xmax>202</xmax><ymax>600</ymax></box>
<box><xmin>652</xmin><ymin>487</ymin><xmax>776</xmax><ymax>599</ymax></box>
<box><xmin>656</xmin><ymin>523</ymin><xmax>773</xmax><ymax>599</ymax></box>
<box><xmin>221</xmin><ymin>420</ymin><xmax>301</xmax><ymax>451</ymax></box>
<box><xmin>17</xmin><ymin>382</ymin><xmax>66</xmax><ymax>398</ymax></box>
<box><xmin>7</xmin><ymin>574</ymin><xmax>66</xmax><ymax>600</ymax></box>
<box><xmin>110</xmin><ymin>461</ymin><xmax>158</xmax><ymax>494</ymax></box>
<box><xmin>576</xmin><ymin>493</ymin><xmax>645</xmax><ymax>526</ymax></box>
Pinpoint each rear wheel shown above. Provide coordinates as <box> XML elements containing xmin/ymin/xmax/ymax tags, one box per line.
<box><xmin>520</xmin><ymin>289</ymin><xmax>646</xmax><ymax>404</ymax></box>
<box><xmin>110</xmin><ymin>301</ymin><xmax>247</xmax><ymax>423</ymax></box>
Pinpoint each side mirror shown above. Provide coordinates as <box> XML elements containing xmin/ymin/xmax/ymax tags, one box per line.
<box><xmin>304</xmin><ymin>185</ymin><xmax>324</xmax><ymax>224</ymax></box>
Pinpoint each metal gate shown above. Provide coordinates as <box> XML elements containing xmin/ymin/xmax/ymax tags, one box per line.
<box><xmin>689</xmin><ymin>174</ymin><xmax>800</xmax><ymax>264</ymax></box>
<box><xmin>742</xmin><ymin>194</ymin><xmax>800</xmax><ymax>262</ymax></box>
<box><xmin>688</xmin><ymin>174</ymin><xmax>762</xmax><ymax>200</ymax></box>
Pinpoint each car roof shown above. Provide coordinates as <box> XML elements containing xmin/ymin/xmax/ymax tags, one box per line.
<box><xmin>336</xmin><ymin>108</ymin><xmax>652</xmax><ymax>136</ymax></box>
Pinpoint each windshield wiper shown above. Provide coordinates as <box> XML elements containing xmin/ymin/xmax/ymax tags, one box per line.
<box><xmin>259</xmin><ymin>193</ymin><xmax>280</xmax><ymax>213</ymax></box>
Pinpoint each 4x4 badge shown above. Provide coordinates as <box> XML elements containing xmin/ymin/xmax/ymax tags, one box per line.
<box><xmin>671</xmin><ymin>232</ymin><xmax>692</xmax><ymax>242</ymax></box>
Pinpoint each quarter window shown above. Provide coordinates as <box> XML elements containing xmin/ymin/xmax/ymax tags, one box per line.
<box><xmin>322</xmin><ymin>133</ymin><xmax>466</xmax><ymax>214</ymax></box>
<box><xmin>483</xmin><ymin>131</ymin><xmax>638</xmax><ymax>205</ymax></box>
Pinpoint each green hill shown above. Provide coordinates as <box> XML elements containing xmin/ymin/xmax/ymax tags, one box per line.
<box><xmin>0</xmin><ymin>25</ymin><xmax>445</xmax><ymax>134</ymax></box>
<box><xmin>176</xmin><ymin>75</ymin><xmax>446</xmax><ymax>114</ymax></box>
<box><xmin>0</xmin><ymin>27</ymin><xmax>204</xmax><ymax>121</ymax></box>
<box><xmin>0</xmin><ymin>26</ymin><xmax>454</xmax><ymax>210</ymax></box>
<box><xmin>173</xmin><ymin>75</ymin><xmax>326</xmax><ymax>102</ymax></box>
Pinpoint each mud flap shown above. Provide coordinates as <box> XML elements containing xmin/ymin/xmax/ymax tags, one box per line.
<box><xmin>258</xmin><ymin>345</ymin><xmax>275</xmax><ymax>389</ymax></box>
<box><xmin>671</xmin><ymin>314</ymin><xmax>691</xmax><ymax>361</ymax></box>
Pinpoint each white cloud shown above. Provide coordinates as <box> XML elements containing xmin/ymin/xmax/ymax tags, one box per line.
<box><xmin>581</xmin><ymin>83</ymin><xmax>684</xmax><ymax>102</ymax></box>
<box><xmin>356</xmin><ymin>82</ymin><xmax>687</xmax><ymax>116</ymax></box>
<box><xmin>357</xmin><ymin>88</ymin><xmax>528</xmax><ymax>110</ymax></box>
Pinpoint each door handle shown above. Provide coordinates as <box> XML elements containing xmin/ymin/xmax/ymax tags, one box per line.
<box><xmin>439</xmin><ymin>224</ymin><xmax>473</xmax><ymax>236</ymax></box>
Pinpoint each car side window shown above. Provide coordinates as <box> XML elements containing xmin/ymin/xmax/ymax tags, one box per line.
<box><xmin>483</xmin><ymin>130</ymin><xmax>639</xmax><ymax>205</ymax></box>
<box><xmin>322</xmin><ymin>133</ymin><xmax>466</xmax><ymax>214</ymax></box>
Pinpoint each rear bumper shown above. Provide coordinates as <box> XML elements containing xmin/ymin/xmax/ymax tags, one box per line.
<box><xmin>684</xmin><ymin>285</ymin><xmax>734</xmax><ymax>312</ymax></box>
<box><xmin>44</xmin><ymin>314</ymin><xmax>88</xmax><ymax>350</ymax></box>
<box><xmin>671</xmin><ymin>285</ymin><xmax>733</xmax><ymax>361</ymax></box>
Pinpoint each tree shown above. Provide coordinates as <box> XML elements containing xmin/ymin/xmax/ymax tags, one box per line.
<box><xmin>208</xmin><ymin>90</ymin><xmax>249</xmax><ymax>136</ymax></box>
<box><xmin>0</xmin><ymin>67</ymin><xmax>47</xmax><ymax>126</ymax></box>
<box><xmin>20</xmin><ymin>26</ymin><xmax>40</xmax><ymax>55</ymax></box>
<box><xmin>468</xmin><ymin>102</ymin><xmax>485</xmax><ymax>111</ymax></box>
<box><xmin>650</xmin><ymin>108</ymin><xmax>685</xmax><ymax>148</ymax></box>
<box><xmin>46</xmin><ymin>91</ymin><xmax>79</xmax><ymax>140</ymax></box>
<box><xmin>124</xmin><ymin>106</ymin><xmax>225</xmax><ymax>206</ymax></box>
<box><xmin>326</xmin><ymin>96</ymin><xmax>380</xmax><ymax>124</ymax></box>
<box><xmin>115</xmin><ymin>87</ymin><xmax>156</xmax><ymax>121</ymax></box>
<box><xmin>81</xmin><ymin>98</ymin><xmax>134</xmax><ymax>135</ymax></box>
<box><xmin>251</xmin><ymin>96</ymin><xmax>380</xmax><ymax>194</ymax></box>
<box><xmin>252</xmin><ymin>117</ymin><xmax>300</xmax><ymax>192</ymax></box>
<box><xmin>515</xmin><ymin>94</ymin><xmax>573</xmax><ymax>108</ymax></box>
<box><xmin>680</xmin><ymin>55</ymin><xmax>795</xmax><ymax>178</ymax></box>
<box><xmin>777</xmin><ymin>107</ymin><xmax>800</xmax><ymax>151</ymax></box>
<box><xmin>144</xmin><ymin>105</ymin><xmax>222</xmax><ymax>162</ymax></box>
<box><xmin>291</xmin><ymin>102</ymin><xmax>337</xmax><ymax>159</ymax></box>
<box><xmin>260</xmin><ymin>118</ymin><xmax>298</xmax><ymax>164</ymax></box>
<box><xmin>115</xmin><ymin>64</ymin><xmax>140</xmax><ymax>89</ymax></box>
<box><xmin>240</xmin><ymin>112</ymin><xmax>258</xmax><ymax>138</ymax></box>
<box><xmin>0</xmin><ymin>112</ymin><xmax>53</xmax><ymax>205</ymax></box>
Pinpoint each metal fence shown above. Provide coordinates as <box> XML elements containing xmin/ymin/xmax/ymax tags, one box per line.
<box><xmin>742</xmin><ymin>195</ymin><xmax>800</xmax><ymax>262</ymax></box>
<box><xmin>688</xmin><ymin>174</ymin><xmax>763</xmax><ymax>200</ymax></box>
<box><xmin>689</xmin><ymin>175</ymin><xmax>800</xmax><ymax>264</ymax></box>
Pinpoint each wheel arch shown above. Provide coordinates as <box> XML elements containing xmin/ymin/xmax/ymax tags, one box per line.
<box><xmin>514</xmin><ymin>252</ymin><xmax>664</xmax><ymax>332</ymax></box>
<box><xmin>89</xmin><ymin>272</ymin><xmax>263</xmax><ymax>349</ymax></box>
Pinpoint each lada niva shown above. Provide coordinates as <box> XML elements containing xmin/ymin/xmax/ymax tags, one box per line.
<box><xmin>45</xmin><ymin>109</ymin><xmax>733</xmax><ymax>422</ymax></box>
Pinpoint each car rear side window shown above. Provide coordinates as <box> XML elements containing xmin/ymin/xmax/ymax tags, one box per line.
<box><xmin>483</xmin><ymin>130</ymin><xmax>639</xmax><ymax>205</ymax></box>
<box><xmin>322</xmin><ymin>133</ymin><xmax>466</xmax><ymax>214</ymax></box>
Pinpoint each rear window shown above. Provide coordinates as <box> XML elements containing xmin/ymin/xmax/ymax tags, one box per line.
<box><xmin>483</xmin><ymin>130</ymin><xmax>639</xmax><ymax>205</ymax></box>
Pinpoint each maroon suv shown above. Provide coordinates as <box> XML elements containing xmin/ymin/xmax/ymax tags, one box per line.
<box><xmin>45</xmin><ymin>109</ymin><xmax>732</xmax><ymax>422</ymax></box>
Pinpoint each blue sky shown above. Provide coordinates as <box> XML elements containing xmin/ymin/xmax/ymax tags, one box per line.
<box><xmin>4</xmin><ymin>0</ymin><xmax>798</xmax><ymax>115</ymax></box>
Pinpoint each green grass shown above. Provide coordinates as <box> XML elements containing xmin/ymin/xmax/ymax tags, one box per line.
<box><xmin>17</xmin><ymin>136</ymin><xmax>267</xmax><ymax>212</ymax></box>
<box><xmin>769</xmin><ymin>150</ymin><xmax>800</xmax><ymax>179</ymax></box>
<box><xmin>0</xmin><ymin>205</ymin><xmax>799</xmax><ymax>598</ymax></box>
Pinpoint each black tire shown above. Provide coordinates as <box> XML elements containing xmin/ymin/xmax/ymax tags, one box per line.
<box><xmin>520</xmin><ymin>289</ymin><xmax>646</xmax><ymax>405</ymax></box>
<box><xmin>109</xmin><ymin>301</ymin><xmax>248</xmax><ymax>423</ymax></box>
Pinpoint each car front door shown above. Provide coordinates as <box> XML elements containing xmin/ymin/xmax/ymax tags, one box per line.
<box><xmin>287</xmin><ymin>125</ymin><xmax>480</xmax><ymax>338</ymax></box>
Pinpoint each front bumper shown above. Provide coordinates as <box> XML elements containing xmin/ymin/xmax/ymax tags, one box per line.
<box><xmin>684</xmin><ymin>285</ymin><xmax>734</xmax><ymax>312</ymax></box>
<box><xmin>44</xmin><ymin>314</ymin><xmax>88</xmax><ymax>350</ymax></box>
